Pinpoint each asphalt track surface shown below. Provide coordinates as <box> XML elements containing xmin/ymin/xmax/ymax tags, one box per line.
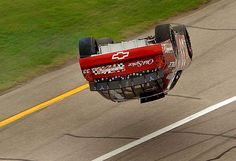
<box><xmin>1</xmin><ymin>0</ymin><xmax>236</xmax><ymax>160</ymax></box>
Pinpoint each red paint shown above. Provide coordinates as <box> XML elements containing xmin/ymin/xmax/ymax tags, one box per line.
<box><xmin>79</xmin><ymin>44</ymin><xmax>163</xmax><ymax>69</ymax></box>
<box><xmin>79</xmin><ymin>44</ymin><xmax>166</xmax><ymax>81</ymax></box>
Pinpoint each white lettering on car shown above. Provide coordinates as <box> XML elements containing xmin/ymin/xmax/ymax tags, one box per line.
<box><xmin>168</xmin><ymin>61</ymin><xmax>176</xmax><ymax>68</ymax></box>
<box><xmin>128</xmin><ymin>59</ymin><xmax>154</xmax><ymax>67</ymax></box>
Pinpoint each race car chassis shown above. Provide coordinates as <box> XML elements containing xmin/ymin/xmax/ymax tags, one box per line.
<box><xmin>90</xmin><ymin>69</ymin><xmax>165</xmax><ymax>102</ymax></box>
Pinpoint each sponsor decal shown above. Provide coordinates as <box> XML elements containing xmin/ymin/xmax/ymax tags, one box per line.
<box><xmin>128</xmin><ymin>59</ymin><xmax>154</xmax><ymax>67</ymax></box>
<box><xmin>82</xmin><ymin>69</ymin><xmax>91</xmax><ymax>74</ymax></box>
<box><xmin>168</xmin><ymin>61</ymin><xmax>176</xmax><ymax>68</ymax></box>
<box><xmin>91</xmin><ymin>63</ymin><xmax>125</xmax><ymax>75</ymax></box>
<box><xmin>112</xmin><ymin>51</ymin><xmax>129</xmax><ymax>60</ymax></box>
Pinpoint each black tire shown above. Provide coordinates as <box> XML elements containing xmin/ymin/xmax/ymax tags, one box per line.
<box><xmin>97</xmin><ymin>38</ymin><xmax>114</xmax><ymax>46</ymax></box>
<box><xmin>173</xmin><ymin>24</ymin><xmax>193</xmax><ymax>59</ymax></box>
<box><xmin>155</xmin><ymin>24</ymin><xmax>172</xmax><ymax>43</ymax></box>
<box><xmin>169</xmin><ymin>70</ymin><xmax>182</xmax><ymax>90</ymax></box>
<box><xmin>155</xmin><ymin>24</ymin><xmax>177</xmax><ymax>54</ymax></box>
<box><xmin>79</xmin><ymin>37</ymin><xmax>98</xmax><ymax>58</ymax></box>
<box><xmin>172</xmin><ymin>24</ymin><xmax>187</xmax><ymax>34</ymax></box>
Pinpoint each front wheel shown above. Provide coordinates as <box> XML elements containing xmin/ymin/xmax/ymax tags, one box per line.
<box><xmin>173</xmin><ymin>24</ymin><xmax>193</xmax><ymax>59</ymax></box>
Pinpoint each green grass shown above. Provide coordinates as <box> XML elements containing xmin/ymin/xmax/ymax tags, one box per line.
<box><xmin>0</xmin><ymin>0</ymin><xmax>209</xmax><ymax>92</ymax></box>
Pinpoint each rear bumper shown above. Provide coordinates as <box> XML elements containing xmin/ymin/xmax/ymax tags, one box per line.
<box><xmin>89</xmin><ymin>70</ymin><xmax>164</xmax><ymax>91</ymax></box>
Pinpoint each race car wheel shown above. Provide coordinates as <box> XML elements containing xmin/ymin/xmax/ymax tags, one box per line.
<box><xmin>173</xmin><ymin>24</ymin><xmax>193</xmax><ymax>59</ymax></box>
<box><xmin>169</xmin><ymin>70</ymin><xmax>182</xmax><ymax>90</ymax></box>
<box><xmin>155</xmin><ymin>24</ymin><xmax>172</xmax><ymax>43</ymax></box>
<box><xmin>155</xmin><ymin>24</ymin><xmax>178</xmax><ymax>54</ymax></box>
<box><xmin>97</xmin><ymin>38</ymin><xmax>114</xmax><ymax>46</ymax></box>
<box><xmin>79</xmin><ymin>37</ymin><xmax>98</xmax><ymax>58</ymax></box>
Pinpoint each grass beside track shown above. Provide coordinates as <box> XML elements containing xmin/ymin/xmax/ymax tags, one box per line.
<box><xmin>0</xmin><ymin>0</ymin><xmax>209</xmax><ymax>92</ymax></box>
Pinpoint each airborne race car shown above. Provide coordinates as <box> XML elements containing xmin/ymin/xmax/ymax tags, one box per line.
<box><xmin>78</xmin><ymin>24</ymin><xmax>192</xmax><ymax>103</ymax></box>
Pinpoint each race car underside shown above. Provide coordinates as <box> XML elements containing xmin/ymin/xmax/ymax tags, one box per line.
<box><xmin>90</xmin><ymin>70</ymin><xmax>165</xmax><ymax>103</ymax></box>
<box><xmin>78</xmin><ymin>24</ymin><xmax>193</xmax><ymax>103</ymax></box>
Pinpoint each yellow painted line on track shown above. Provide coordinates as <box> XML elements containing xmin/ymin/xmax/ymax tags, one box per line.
<box><xmin>0</xmin><ymin>83</ymin><xmax>89</xmax><ymax>128</ymax></box>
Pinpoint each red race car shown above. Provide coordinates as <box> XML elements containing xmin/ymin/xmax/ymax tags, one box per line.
<box><xmin>78</xmin><ymin>24</ymin><xmax>192</xmax><ymax>103</ymax></box>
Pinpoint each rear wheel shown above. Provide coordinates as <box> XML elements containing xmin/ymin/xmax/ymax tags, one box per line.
<box><xmin>79</xmin><ymin>37</ymin><xmax>98</xmax><ymax>58</ymax></box>
<box><xmin>169</xmin><ymin>70</ymin><xmax>182</xmax><ymax>90</ymax></box>
<box><xmin>173</xmin><ymin>24</ymin><xmax>193</xmax><ymax>59</ymax></box>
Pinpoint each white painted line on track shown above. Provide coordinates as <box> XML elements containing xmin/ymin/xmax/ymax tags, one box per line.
<box><xmin>93</xmin><ymin>96</ymin><xmax>236</xmax><ymax>161</ymax></box>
